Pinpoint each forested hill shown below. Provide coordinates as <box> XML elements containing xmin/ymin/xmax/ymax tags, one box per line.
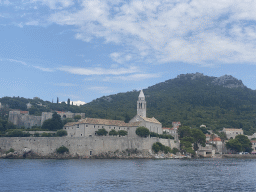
<box><xmin>1</xmin><ymin>73</ymin><xmax>256</xmax><ymax>135</ymax></box>
<box><xmin>83</xmin><ymin>73</ymin><xmax>256</xmax><ymax>135</ymax></box>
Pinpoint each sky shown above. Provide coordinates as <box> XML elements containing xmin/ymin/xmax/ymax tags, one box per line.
<box><xmin>1</xmin><ymin>0</ymin><xmax>256</xmax><ymax>104</ymax></box>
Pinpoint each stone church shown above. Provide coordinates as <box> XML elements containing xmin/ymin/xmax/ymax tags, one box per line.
<box><xmin>129</xmin><ymin>90</ymin><xmax>162</xmax><ymax>134</ymax></box>
<box><xmin>64</xmin><ymin>90</ymin><xmax>162</xmax><ymax>137</ymax></box>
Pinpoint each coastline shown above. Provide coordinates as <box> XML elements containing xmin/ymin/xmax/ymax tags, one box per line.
<box><xmin>0</xmin><ymin>150</ymin><xmax>189</xmax><ymax>160</ymax></box>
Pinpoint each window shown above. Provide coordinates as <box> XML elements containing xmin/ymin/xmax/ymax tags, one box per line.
<box><xmin>94</xmin><ymin>125</ymin><xmax>95</xmax><ymax>128</ymax></box>
<box><xmin>114</xmin><ymin>127</ymin><xmax>115</xmax><ymax>129</ymax></box>
<box><xmin>89</xmin><ymin>135</ymin><xmax>92</xmax><ymax>137</ymax></box>
<box><xmin>102</xmin><ymin>126</ymin><xmax>104</xmax><ymax>128</ymax></box>
<box><xmin>90</xmin><ymin>151</ymin><xmax>92</xmax><ymax>155</ymax></box>
<box><xmin>119</xmin><ymin>127</ymin><xmax>120</xmax><ymax>129</ymax></box>
<box><xmin>86</xmin><ymin>125</ymin><xmax>88</xmax><ymax>127</ymax></box>
<box><xmin>77</xmin><ymin>124</ymin><xmax>79</xmax><ymax>128</ymax></box>
<box><xmin>81</xmin><ymin>134</ymin><xmax>82</xmax><ymax>136</ymax></box>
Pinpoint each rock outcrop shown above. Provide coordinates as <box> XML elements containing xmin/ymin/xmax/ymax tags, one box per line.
<box><xmin>211</xmin><ymin>75</ymin><xmax>245</xmax><ymax>88</ymax></box>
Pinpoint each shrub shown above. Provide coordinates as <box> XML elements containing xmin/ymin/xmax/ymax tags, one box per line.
<box><xmin>34</xmin><ymin>132</ymin><xmax>40</xmax><ymax>137</ymax></box>
<box><xmin>6</xmin><ymin>148</ymin><xmax>14</xmax><ymax>154</ymax></box>
<box><xmin>152</xmin><ymin>142</ymin><xmax>161</xmax><ymax>153</ymax></box>
<box><xmin>150</xmin><ymin>132</ymin><xmax>174</xmax><ymax>139</ymax></box>
<box><xmin>56</xmin><ymin>130</ymin><xmax>67</xmax><ymax>137</ymax></box>
<box><xmin>6</xmin><ymin>130</ymin><xmax>31</xmax><ymax>137</ymax></box>
<box><xmin>41</xmin><ymin>132</ymin><xmax>52</xmax><ymax>137</ymax></box>
<box><xmin>96</xmin><ymin>128</ymin><xmax>108</xmax><ymax>136</ymax></box>
<box><xmin>158</xmin><ymin>134</ymin><xmax>174</xmax><ymax>139</ymax></box>
<box><xmin>74</xmin><ymin>115</ymin><xmax>81</xmax><ymax>120</ymax></box>
<box><xmin>118</xmin><ymin>130</ymin><xmax>128</xmax><ymax>136</ymax></box>
<box><xmin>150</xmin><ymin>132</ymin><xmax>159</xmax><ymax>137</ymax></box>
<box><xmin>109</xmin><ymin>129</ymin><xmax>118</xmax><ymax>136</ymax></box>
<box><xmin>152</xmin><ymin>142</ymin><xmax>172</xmax><ymax>154</ymax></box>
<box><xmin>136</xmin><ymin>127</ymin><xmax>150</xmax><ymax>137</ymax></box>
<box><xmin>172</xmin><ymin>148</ymin><xmax>179</xmax><ymax>154</ymax></box>
<box><xmin>56</xmin><ymin>146</ymin><xmax>69</xmax><ymax>154</ymax></box>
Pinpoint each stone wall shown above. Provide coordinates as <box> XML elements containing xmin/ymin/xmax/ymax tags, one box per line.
<box><xmin>0</xmin><ymin>137</ymin><xmax>178</xmax><ymax>157</ymax></box>
<box><xmin>9</xmin><ymin>111</ymin><xmax>85</xmax><ymax>128</ymax></box>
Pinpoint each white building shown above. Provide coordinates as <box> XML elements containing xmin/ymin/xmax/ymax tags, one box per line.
<box><xmin>222</xmin><ymin>128</ymin><xmax>243</xmax><ymax>139</ymax></box>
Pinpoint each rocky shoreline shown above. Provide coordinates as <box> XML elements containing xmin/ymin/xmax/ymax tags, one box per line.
<box><xmin>0</xmin><ymin>149</ymin><xmax>189</xmax><ymax>160</ymax></box>
<box><xmin>2</xmin><ymin>149</ymin><xmax>256</xmax><ymax>160</ymax></box>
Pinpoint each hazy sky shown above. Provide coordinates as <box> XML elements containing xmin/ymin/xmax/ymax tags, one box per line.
<box><xmin>1</xmin><ymin>0</ymin><xmax>256</xmax><ymax>103</ymax></box>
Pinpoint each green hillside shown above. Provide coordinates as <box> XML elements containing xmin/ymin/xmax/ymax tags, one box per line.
<box><xmin>1</xmin><ymin>73</ymin><xmax>256</xmax><ymax>135</ymax></box>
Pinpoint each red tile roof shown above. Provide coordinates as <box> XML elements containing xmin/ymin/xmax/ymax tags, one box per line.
<box><xmin>20</xmin><ymin>111</ymin><xmax>29</xmax><ymax>114</ymax></box>
<box><xmin>210</xmin><ymin>137</ymin><xmax>221</xmax><ymax>142</ymax></box>
<box><xmin>64</xmin><ymin>117</ymin><xmax>140</xmax><ymax>127</ymax></box>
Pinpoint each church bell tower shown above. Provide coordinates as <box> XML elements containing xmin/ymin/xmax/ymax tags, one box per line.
<box><xmin>137</xmin><ymin>90</ymin><xmax>146</xmax><ymax>118</ymax></box>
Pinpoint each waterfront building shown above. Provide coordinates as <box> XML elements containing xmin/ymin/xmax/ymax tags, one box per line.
<box><xmin>222</xmin><ymin>128</ymin><xmax>244</xmax><ymax>139</ymax></box>
<box><xmin>64</xmin><ymin>90</ymin><xmax>163</xmax><ymax>137</ymax></box>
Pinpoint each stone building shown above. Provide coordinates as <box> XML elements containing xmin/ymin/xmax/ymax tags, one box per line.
<box><xmin>26</xmin><ymin>102</ymin><xmax>32</xmax><ymax>109</ymax></box>
<box><xmin>64</xmin><ymin>90</ymin><xmax>163</xmax><ymax>137</ymax></box>
<box><xmin>129</xmin><ymin>90</ymin><xmax>162</xmax><ymax>134</ymax></box>
<box><xmin>41</xmin><ymin>111</ymin><xmax>85</xmax><ymax>123</ymax></box>
<box><xmin>8</xmin><ymin>111</ymin><xmax>41</xmax><ymax>128</ymax></box>
<box><xmin>64</xmin><ymin>118</ymin><xmax>140</xmax><ymax>137</ymax></box>
<box><xmin>222</xmin><ymin>128</ymin><xmax>244</xmax><ymax>139</ymax></box>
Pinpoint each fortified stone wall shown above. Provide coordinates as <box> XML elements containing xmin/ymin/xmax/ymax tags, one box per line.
<box><xmin>0</xmin><ymin>137</ymin><xmax>178</xmax><ymax>157</ymax></box>
<box><xmin>21</xmin><ymin>115</ymin><xmax>41</xmax><ymax>128</ymax></box>
<box><xmin>9</xmin><ymin>111</ymin><xmax>85</xmax><ymax>128</ymax></box>
<box><xmin>8</xmin><ymin>111</ymin><xmax>21</xmax><ymax>126</ymax></box>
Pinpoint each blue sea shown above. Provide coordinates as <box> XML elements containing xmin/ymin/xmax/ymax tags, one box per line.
<box><xmin>0</xmin><ymin>158</ymin><xmax>255</xmax><ymax>191</ymax></box>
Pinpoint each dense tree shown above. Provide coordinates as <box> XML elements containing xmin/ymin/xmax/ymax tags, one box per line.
<box><xmin>191</xmin><ymin>128</ymin><xmax>206</xmax><ymax>151</ymax></box>
<box><xmin>109</xmin><ymin>129</ymin><xmax>118</xmax><ymax>136</ymax></box>
<box><xmin>235</xmin><ymin>135</ymin><xmax>252</xmax><ymax>153</ymax></box>
<box><xmin>96</xmin><ymin>128</ymin><xmax>108</xmax><ymax>136</ymax></box>
<box><xmin>178</xmin><ymin>126</ymin><xmax>192</xmax><ymax>139</ymax></box>
<box><xmin>118</xmin><ymin>130</ymin><xmax>127</xmax><ymax>136</ymax></box>
<box><xmin>226</xmin><ymin>139</ymin><xmax>242</xmax><ymax>153</ymax></box>
<box><xmin>56</xmin><ymin>130</ymin><xmax>67</xmax><ymax>137</ymax></box>
<box><xmin>136</xmin><ymin>127</ymin><xmax>150</xmax><ymax>137</ymax></box>
<box><xmin>41</xmin><ymin>112</ymin><xmax>63</xmax><ymax>131</ymax></box>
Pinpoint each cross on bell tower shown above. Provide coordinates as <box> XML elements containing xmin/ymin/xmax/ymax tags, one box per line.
<box><xmin>137</xmin><ymin>90</ymin><xmax>146</xmax><ymax>118</ymax></box>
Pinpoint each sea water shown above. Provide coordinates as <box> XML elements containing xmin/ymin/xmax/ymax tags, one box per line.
<box><xmin>0</xmin><ymin>158</ymin><xmax>255</xmax><ymax>191</ymax></box>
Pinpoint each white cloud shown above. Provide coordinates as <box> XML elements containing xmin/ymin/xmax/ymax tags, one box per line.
<box><xmin>104</xmin><ymin>73</ymin><xmax>161</xmax><ymax>81</ymax></box>
<box><xmin>58</xmin><ymin>66</ymin><xmax>139</xmax><ymax>75</ymax></box>
<box><xmin>26</xmin><ymin>20</ymin><xmax>39</xmax><ymax>26</ymax></box>
<box><xmin>110</xmin><ymin>52</ymin><xmax>132</xmax><ymax>64</ymax></box>
<box><xmin>47</xmin><ymin>0</ymin><xmax>256</xmax><ymax>65</ymax></box>
<box><xmin>33</xmin><ymin>66</ymin><xmax>55</xmax><ymax>72</ymax></box>
<box><xmin>30</xmin><ymin>0</ymin><xmax>74</xmax><ymax>9</ymax></box>
<box><xmin>8</xmin><ymin>59</ymin><xmax>27</xmax><ymax>66</ymax></box>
